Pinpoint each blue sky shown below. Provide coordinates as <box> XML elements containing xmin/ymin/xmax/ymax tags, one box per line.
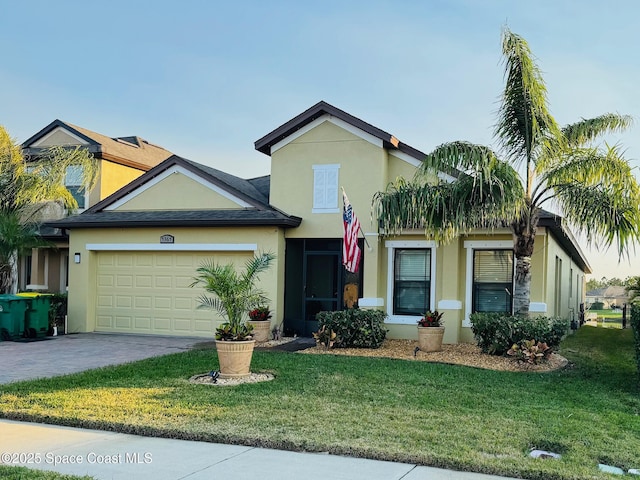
<box><xmin>1</xmin><ymin>0</ymin><xmax>638</xmax><ymax>280</ymax></box>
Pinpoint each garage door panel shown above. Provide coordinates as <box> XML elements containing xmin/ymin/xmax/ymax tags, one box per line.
<box><xmin>95</xmin><ymin>251</ymin><xmax>247</xmax><ymax>337</ymax></box>
<box><xmin>154</xmin><ymin>276</ymin><xmax>172</xmax><ymax>288</ymax></box>
<box><xmin>135</xmin><ymin>275</ymin><xmax>153</xmax><ymax>288</ymax></box>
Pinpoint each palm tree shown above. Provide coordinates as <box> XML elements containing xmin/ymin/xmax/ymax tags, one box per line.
<box><xmin>373</xmin><ymin>28</ymin><xmax>640</xmax><ymax>316</ymax></box>
<box><xmin>191</xmin><ymin>252</ymin><xmax>276</xmax><ymax>340</ymax></box>
<box><xmin>626</xmin><ymin>277</ymin><xmax>640</xmax><ymax>303</ymax></box>
<box><xmin>0</xmin><ymin>126</ymin><xmax>98</xmax><ymax>293</ymax></box>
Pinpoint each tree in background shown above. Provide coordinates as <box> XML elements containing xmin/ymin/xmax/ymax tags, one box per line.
<box><xmin>0</xmin><ymin>126</ymin><xmax>98</xmax><ymax>293</ymax></box>
<box><xmin>373</xmin><ymin>27</ymin><xmax>640</xmax><ymax>316</ymax></box>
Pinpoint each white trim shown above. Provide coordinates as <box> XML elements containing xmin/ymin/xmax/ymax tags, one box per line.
<box><xmin>271</xmin><ymin>115</ymin><xmax>383</xmax><ymax>154</ymax></box>
<box><xmin>311</xmin><ymin>208</ymin><xmax>340</xmax><ymax>214</ymax></box>
<box><xmin>463</xmin><ymin>240</ymin><xmax>514</xmax><ymax>327</ymax></box>
<box><xmin>388</xmin><ymin>151</ymin><xmax>457</xmax><ymax>183</ymax></box>
<box><xmin>385</xmin><ymin>240</ymin><xmax>437</xmax><ymax>323</ymax></box>
<box><xmin>358</xmin><ymin>297</ymin><xmax>384</xmax><ymax>307</ymax></box>
<box><xmin>437</xmin><ymin>300</ymin><xmax>462</xmax><ymax>310</ymax></box>
<box><xmin>31</xmin><ymin>126</ymin><xmax>89</xmax><ymax>147</ymax></box>
<box><xmin>529</xmin><ymin>302</ymin><xmax>547</xmax><ymax>313</ymax></box>
<box><xmin>86</xmin><ymin>243</ymin><xmax>258</xmax><ymax>252</ymax></box>
<box><xmin>105</xmin><ymin>165</ymin><xmax>253</xmax><ymax>210</ymax></box>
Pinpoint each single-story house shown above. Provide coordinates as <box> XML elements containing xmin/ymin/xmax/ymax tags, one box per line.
<box><xmin>585</xmin><ymin>286</ymin><xmax>629</xmax><ymax>310</ymax></box>
<box><xmin>48</xmin><ymin>101</ymin><xmax>591</xmax><ymax>341</ymax></box>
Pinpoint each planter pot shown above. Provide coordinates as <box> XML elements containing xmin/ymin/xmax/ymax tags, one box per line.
<box><xmin>417</xmin><ymin>326</ymin><xmax>445</xmax><ymax>352</ymax></box>
<box><xmin>248</xmin><ymin>320</ymin><xmax>271</xmax><ymax>343</ymax></box>
<box><xmin>52</xmin><ymin>326</ymin><xmax>58</xmax><ymax>336</ymax></box>
<box><xmin>215</xmin><ymin>339</ymin><xmax>256</xmax><ymax>378</ymax></box>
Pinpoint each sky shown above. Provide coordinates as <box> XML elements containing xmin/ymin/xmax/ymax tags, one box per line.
<box><xmin>1</xmin><ymin>0</ymin><xmax>638</xmax><ymax>281</ymax></box>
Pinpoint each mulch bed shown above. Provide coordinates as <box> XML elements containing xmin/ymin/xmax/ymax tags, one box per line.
<box><xmin>299</xmin><ymin>339</ymin><xmax>568</xmax><ymax>372</ymax></box>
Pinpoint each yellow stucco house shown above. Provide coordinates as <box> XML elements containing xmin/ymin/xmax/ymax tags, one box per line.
<box><xmin>20</xmin><ymin>120</ymin><xmax>174</xmax><ymax>293</ymax></box>
<box><xmin>47</xmin><ymin>102</ymin><xmax>591</xmax><ymax>342</ymax></box>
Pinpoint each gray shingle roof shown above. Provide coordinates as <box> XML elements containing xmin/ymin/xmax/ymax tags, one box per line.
<box><xmin>46</xmin><ymin>209</ymin><xmax>301</xmax><ymax>229</ymax></box>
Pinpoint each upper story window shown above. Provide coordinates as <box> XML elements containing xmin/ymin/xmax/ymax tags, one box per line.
<box><xmin>65</xmin><ymin>165</ymin><xmax>86</xmax><ymax>209</ymax></box>
<box><xmin>312</xmin><ymin>164</ymin><xmax>340</xmax><ymax>213</ymax></box>
<box><xmin>472</xmin><ymin>250</ymin><xmax>513</xmax><ymax>314</ymax></box>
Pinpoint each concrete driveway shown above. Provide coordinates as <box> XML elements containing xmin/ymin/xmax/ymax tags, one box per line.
<box><xmin>0</xmin><ymin>333</ymin><xmax>205</xmax><ymax>384</ymax></box>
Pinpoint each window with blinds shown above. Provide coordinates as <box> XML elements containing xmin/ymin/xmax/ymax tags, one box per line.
<box><xmin>393</xmin><ymin>249</ymin><xmax>431</xmax><ymax>315</ymax></box>
<box><xmin>472</xmin><ymin>250</ymin><xmax>513</xmax><ymax>313</ymax></box>
<box><xmin>65</xmin><ymin>165</ymin><xmax>86</xmax><ymax>209</ymax></box>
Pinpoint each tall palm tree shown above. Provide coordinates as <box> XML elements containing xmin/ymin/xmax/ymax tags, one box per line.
<box><xmin>0</xmin><ymin>126</ymin><xmax>98</xmax><ymax>293</ymax></box>
<box><xmin>373</xmin><ymin>28</ymin><xmax>640</xmax><ymax>316</ymax></box>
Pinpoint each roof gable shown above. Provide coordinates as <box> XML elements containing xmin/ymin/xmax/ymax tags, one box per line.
<box><xmin>88</xmin><ymin>155</ymin><xmax>270</xmax><ymax>214</ymax></box>
<box><xmin>22</xmin><ymin>119</ymin><xmax>173</xmax><ymax>171</ymax></box>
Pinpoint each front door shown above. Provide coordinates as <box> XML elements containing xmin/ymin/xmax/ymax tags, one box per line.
<box><xmin>303</xmin><ymin>251</ymin><xmax>341</xmax><ymax>336</ymax></box>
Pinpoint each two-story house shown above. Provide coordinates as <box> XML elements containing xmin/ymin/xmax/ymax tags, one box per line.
<box><xmin>20</xmin><ymin>120</ymin><xmax>174</xmax><ymax>293</ymax></box>
<box><xmin>47</xmin><ymin>102</ymin><xmax>590</xmax><ymax>341</ymax></box>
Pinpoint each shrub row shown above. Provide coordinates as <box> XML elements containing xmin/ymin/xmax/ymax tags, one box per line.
<box><xmin>470</xmin><ymin>313</ymin><xmax>570</xmax><ymax>355</ymax></box>
<box><xmin>315</xmin><ymin>309</ymin><xmax>387</xmax><ymax>349</ymax></box>
<box><xmin>631</xmin><ymin>303</ymin><xmax>640</xmax><ymax>382</ymax></box>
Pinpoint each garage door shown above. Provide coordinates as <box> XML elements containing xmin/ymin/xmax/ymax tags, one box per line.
<box><xmin>95</xmin><ymin>251</ymin><xmax>251</xmax><ymax>337</ymax></box>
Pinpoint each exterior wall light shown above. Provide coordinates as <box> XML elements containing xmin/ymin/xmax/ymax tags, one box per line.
<box><xmin>74</xmin><ymin>253</ymin><xmax>81</xmax><ymax>264</ymax></box>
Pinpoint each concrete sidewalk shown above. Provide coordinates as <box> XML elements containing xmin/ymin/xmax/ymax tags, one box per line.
<box><xmin>0</xmin><ymin>420</ymin><xmax>519</xmax><ymax>480</ymax></box>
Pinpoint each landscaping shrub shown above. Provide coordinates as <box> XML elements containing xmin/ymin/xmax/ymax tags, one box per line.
<box><xmin>470</xmin><ymin>313</ymin><xmax>570</xmax><ymax>355</ymax></box>
<box><xmin>631</xmin><ymin>303</ymin><xmax>640</xmax><ymax>381</ymax></box>
<box><xmin>48</xmin><ymin>293</ymin><xmax>67</xmax><ymax>329</ymax></box>
<box><xmin>591</xmin><ymin>301</ymin><xmax>604</xmax><ymax>310</ymax></box>
<box><xmin>315</xmin><ymin>309</ymin><xmax>387</xmax><ymax>348</ymax></box>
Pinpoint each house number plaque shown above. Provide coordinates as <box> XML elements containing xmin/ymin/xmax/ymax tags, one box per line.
<box><xmin>160</xmin><ymin>234</ymin><xmax>175</xmax><ymax>244</ymax></box>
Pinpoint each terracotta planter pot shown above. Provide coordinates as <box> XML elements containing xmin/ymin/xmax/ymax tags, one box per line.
<box><xmin>417</xmin><ymin>326</ymin><xmax>445</xmax><ymax>352</ymax></box>
<box><xmin>215</xmin><ymin>339</ymin><xmax>255</xmax><ymax>378</ymax></box>
<box><xmin>248</xmin><ymin>320</ymin><xmax>271</xmax><ymax>343</ymax></box>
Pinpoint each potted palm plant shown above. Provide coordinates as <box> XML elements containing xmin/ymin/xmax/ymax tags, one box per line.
<box><xmin>417</xmin><ymin>310</ymin><xmax>445</xmax><ymax>352</ymax></box>
<box><xmin>191</xmin><ymin>252</ymin><xmax>275</xmax><ymax>378</ymax></box>
<box><xmin>247</xmin><ymin>306</ymin><xmax>272</xmax><ymax>343</ymax></box>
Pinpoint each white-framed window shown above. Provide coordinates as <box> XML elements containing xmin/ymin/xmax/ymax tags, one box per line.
<box><xmin>385</xmin><ymin>240</ymin><xmax>437</xmax><ymax>324</ymax></box>
<box><xmin>312</xmin><ymin>164</ymin><xmax>340</xmax><ymax>213</ymax></box>
<box><xmin>65</xmin><ymin>165</ymin><xmax>87</xmax><ymax>210</ymax></box>
<box><xmin>464</xmin><ymin>240</ymin><xmax>514</xmax><ymax>326</ymax></box>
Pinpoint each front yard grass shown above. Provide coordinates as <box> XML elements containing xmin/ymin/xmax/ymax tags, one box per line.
<box><xmin>1</xmin><ymin>326</ymin><xmax>638</xmax><ymax>480</ymax></box>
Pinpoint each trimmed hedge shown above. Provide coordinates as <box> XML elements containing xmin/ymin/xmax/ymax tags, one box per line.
<box><xmin>316</xmin><ymin>309</ymin><xmax>387</xmax><ymax>348</ymax></box>
<box><xmin>470</xmin><ymin>313</ymin><xmax>570</xmax><ymax>355</ymax></box>
<box><xmin>631</xmin><ymin>303</ymin><xmax>640</xmax><ymax>382</ymax></box>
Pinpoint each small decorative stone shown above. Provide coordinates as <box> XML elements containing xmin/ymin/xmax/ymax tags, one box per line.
<box><xmin>529</xmin><ymin>450</ymin><xmax>561</xmax><ymax>459</ymax></box>
<box><xmin>628</xmin><ymin>468</ymin><xmax>640</xmax><ymax>476</ymax></box>
<box><xmin>598</xmin><ymin>464</ymin><xmax>625</xmax><ymax>475</ymax></box>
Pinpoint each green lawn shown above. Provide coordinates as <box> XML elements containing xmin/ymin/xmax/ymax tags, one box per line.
<box><xmin>1</xmin><ymin>327</ymin><xmax>639</xmax><ymax>480</ymax></box>
<box><xmin>0</xmin><ymin>465</ymin><xmax>91</xmax><ymax>479</ymax></box>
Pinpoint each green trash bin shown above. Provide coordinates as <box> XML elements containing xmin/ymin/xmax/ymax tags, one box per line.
<box><xmin>0</xmin><ymin>295</ymin><xmax>30</xmax><ymax>341</ymax></box>
<box><xmin>17</xmin><ymin>293</ymin><xmax>52</xmax><ymax>338</ymax></box>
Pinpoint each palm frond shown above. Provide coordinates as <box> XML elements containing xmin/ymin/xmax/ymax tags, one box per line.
<box><xmin>494</xmin><ymin>27</ymin><xmax>560</xmax><ymax>168</ymax></box>
<box><xmin>563</xmin><ymin>114</ymin><xmax>633</xmax><ymax>148</ymax></box>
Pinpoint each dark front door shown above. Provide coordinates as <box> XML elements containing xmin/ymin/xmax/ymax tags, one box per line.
<box><xmin>303</xmin><ymin>251</ymin><xmax>341</xmax><ymax>336</ymax></box>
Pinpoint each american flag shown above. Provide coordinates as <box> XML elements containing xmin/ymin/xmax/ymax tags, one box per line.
<box><xmin>342</xmin><ymin>189</ymin><xmax>361</xmax><ymax>273</ymax></box>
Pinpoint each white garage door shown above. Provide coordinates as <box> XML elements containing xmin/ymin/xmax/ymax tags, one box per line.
<box><xmin>95</xmin><ymin>251</ymin><xmax>251</xmax><ymax>337</ymax></box>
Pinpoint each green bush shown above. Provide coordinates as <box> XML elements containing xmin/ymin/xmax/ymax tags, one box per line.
<box><xmin>48</xmin><ymin>293</ymin><xmax>67</xmax><ymax>328</ymax></box>
<box><xmin>470</xmin><ymin>313</ymin><xmax>570</xmax><ymax>355</ymax></box>
<box><xmin>591</xmin><ymin>301</ymin><xmax>604</xmax><ymax>310</ymax></box>
<box><xmin>630</xmin><ymin>303</ymin><xmax>640</xmax><ymax>381</ymax></box>
<box><xmin>316</xmin><ymin>309</ymin><xmax>387</xmax><ymax>348</ymax></box>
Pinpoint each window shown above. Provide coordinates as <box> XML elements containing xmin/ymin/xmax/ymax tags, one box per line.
<box><xmin>65</xmin><ymin>165</ymin><xmax>86</xmax><ymax>209</ymax></box>
<box><xmin>472</xmin><ymin>250</ymin><xmax>513</xmax><ymax>314</ymax></box>
<box><xmin>393</xmin><ymin>249</ymin><xmax>431</xmax><ymax>315</ymax></box>
<box><xmin>312</xmin><ymin>164</ymin><xmax>339</xmax><ymax>213</ymax></box>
